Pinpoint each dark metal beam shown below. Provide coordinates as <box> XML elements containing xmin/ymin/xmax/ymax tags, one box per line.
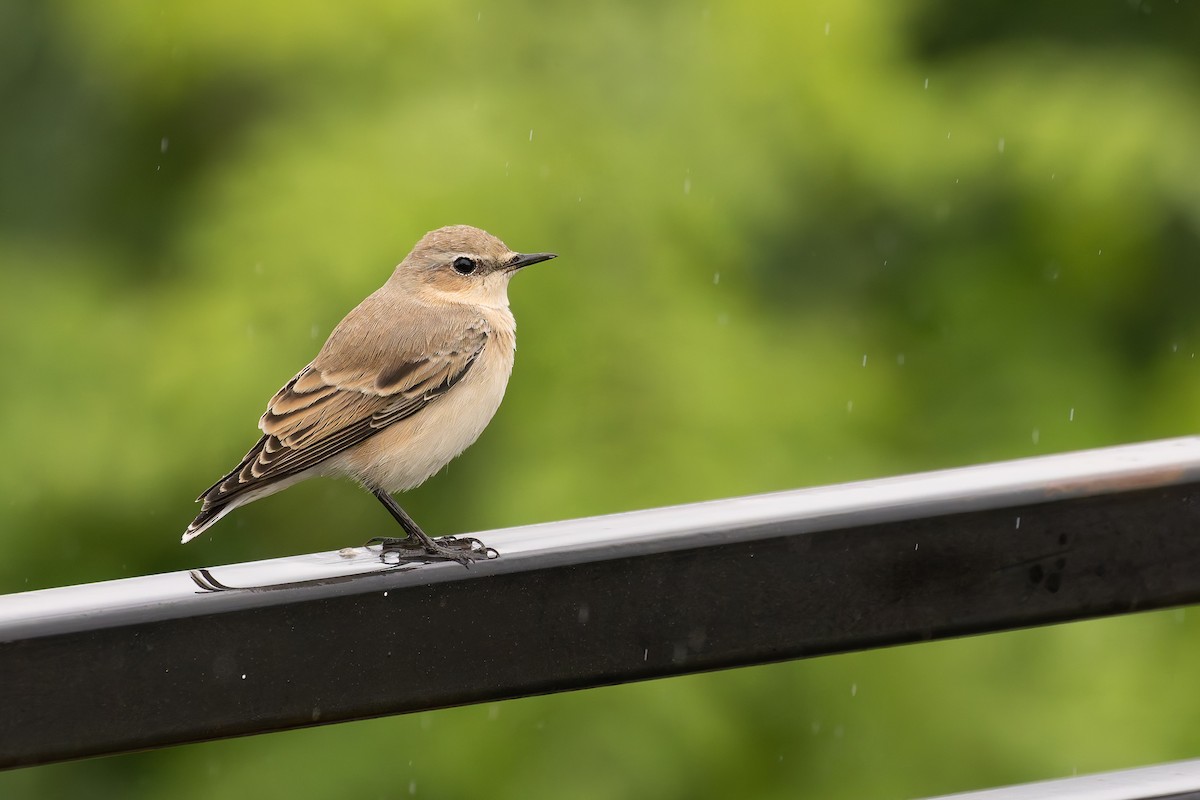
<box><xmin>3</xmin><ymin>438</ymin><xmax>1200</xmax><ymax>769</ymax></box>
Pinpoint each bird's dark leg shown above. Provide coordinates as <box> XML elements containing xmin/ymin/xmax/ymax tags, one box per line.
<box><xmin>372</xmin><ymin>489</ymin><xmax>438</xmax><ymax>548</ymax></box>
<box><xmin>369</xmin><ymin>489</ymin><xmax>482</xmax><ymax>567</ymax></box>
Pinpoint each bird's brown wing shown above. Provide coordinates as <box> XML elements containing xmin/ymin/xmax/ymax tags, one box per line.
<box><xmin>197</xmin><ymin>324</ymin><xmax>489</xmax><ymax>508</ymax></box>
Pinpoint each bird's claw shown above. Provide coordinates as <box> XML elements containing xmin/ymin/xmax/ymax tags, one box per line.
<box><xmin>364</xmin><ymin>535</ymin><xmax>498</xmax><ymax>567</ymax></box>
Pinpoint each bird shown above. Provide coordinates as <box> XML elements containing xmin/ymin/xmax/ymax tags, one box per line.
<box><xmin>183</xmin><ymin>225</ymin><xmax>557</xmax><ymax>565</ymax></box>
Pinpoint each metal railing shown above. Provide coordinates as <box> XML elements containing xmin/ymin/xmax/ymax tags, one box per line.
<box><xmin>926</xmin><ymin>758</ymin><xmax>1200</xmax><ymax>800</ymax></box>
<box><xmin>3</xmin><ymin>437</ymin><xmax>1200</xmax><ymax>771</ymax></box>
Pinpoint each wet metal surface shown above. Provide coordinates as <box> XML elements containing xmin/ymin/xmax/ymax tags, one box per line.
<box><xmin>925</xmin><ymin>757</ymin><xmax>1200</xmax><ymax>800</ymax></box>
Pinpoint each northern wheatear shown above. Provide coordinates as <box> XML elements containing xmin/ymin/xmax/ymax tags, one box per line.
<box><xmin>184</xmin><ymin>225</ymin><xmax>556</xmax><ymax>565</ymax></box>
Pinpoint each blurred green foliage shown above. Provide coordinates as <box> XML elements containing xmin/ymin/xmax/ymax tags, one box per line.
<box><xmin>2</xmin><ymin>0</ymin><xmax>1200</xmax><ymax>796</ymax></box>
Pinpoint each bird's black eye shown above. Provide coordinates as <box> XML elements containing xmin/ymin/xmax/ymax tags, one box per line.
<box><xmin>452</xmin><ymin>256</ymin><xmax>477</xmax><ymax>275</ymax></box>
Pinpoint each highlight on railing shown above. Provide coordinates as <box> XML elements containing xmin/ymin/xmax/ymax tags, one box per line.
<box><xmin>3</xmin><ymin>437</ymin><xmax>1200</xmax><ymax>777</ymax></box>
<box><xmin>926</xmin><ymin>757</ymin><xmax>1200</xmax><ymax>800</ymax></box>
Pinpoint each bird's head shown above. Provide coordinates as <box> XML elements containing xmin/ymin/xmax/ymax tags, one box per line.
<box><xmin>393</xmin><ymin>225</ymin><xmax>556</xmax><ymax>307</ymax></box>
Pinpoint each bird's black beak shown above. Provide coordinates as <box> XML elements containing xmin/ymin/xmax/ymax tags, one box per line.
<box><xmin>507</xmin><ymin>252</ymin><xmax>557</xmax><ymax>271</ymax></box>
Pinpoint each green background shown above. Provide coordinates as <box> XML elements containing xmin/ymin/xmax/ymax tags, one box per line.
<box><xmin>3</xmin><ymin>0</ymin><xmax>1200</xmax><ymax>796</ymax></box>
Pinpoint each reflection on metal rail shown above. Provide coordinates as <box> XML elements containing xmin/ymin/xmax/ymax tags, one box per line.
<box><xmin>3</xmin><ymin>437</ymin><xmax>1200</xmax><ymax>770</ymax></box>
<box><xmin>925</xmin><ymin>757</ymin><xmax>1200</xmax><ymax>800</ymax></box>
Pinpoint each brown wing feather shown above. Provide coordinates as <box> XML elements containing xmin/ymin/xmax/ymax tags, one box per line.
<box><xmin>197</xmin><ymin>324</ymin><xmax>488</xmax><ymax>509</ymax></box>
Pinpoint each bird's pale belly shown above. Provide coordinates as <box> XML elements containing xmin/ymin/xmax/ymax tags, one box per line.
<box><xmin>326</xmin><ymin>344</ymin><xmax>515</xmax><ymax>492</ymax></box>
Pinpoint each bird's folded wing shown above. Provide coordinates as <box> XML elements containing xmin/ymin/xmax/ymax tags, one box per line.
<box><xmin>198</xmin><ymin>324</ymin><xmax>488</xmax><ymax>506</ymax></box>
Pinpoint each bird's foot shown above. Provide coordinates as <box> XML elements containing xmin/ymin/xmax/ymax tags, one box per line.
<box><xmin>364</xmin><ymin>535</ymin><xmax>498</xmax><ymax>567</ymax></box>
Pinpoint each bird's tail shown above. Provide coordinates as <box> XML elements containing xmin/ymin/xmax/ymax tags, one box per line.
<box><xmin>182</xmin><ymin>501</ymin><xmax>236</xmax><ymax>544</ymax></box>
<box><xmin>183</xmin><ymin>434</ymin><xmax>315</xmax><ymax>544</ymax></box>
<box><xmin>182</xmin><ymin>436</ymin><xmax>270</xmax><ymax>544</ymax></box>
